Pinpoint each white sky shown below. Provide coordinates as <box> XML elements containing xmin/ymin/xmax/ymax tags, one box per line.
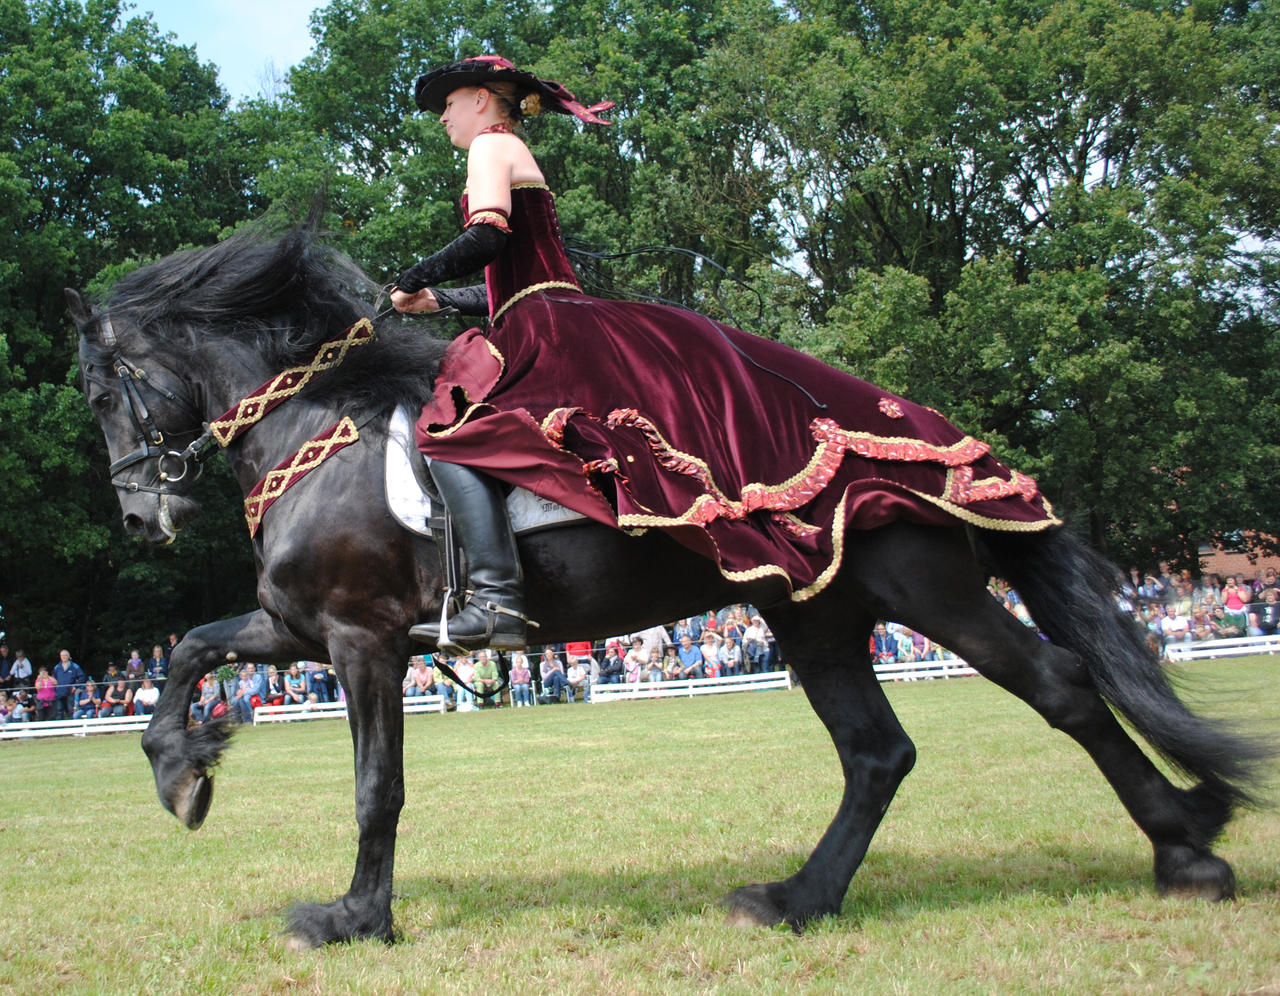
<box><xmin>135</xmin><ymin>0</ymin><xmax>321</xmax><ymax>103</ymax></box>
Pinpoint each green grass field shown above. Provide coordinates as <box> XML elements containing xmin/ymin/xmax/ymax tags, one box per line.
<box><xmin>2</xmin><ymin>658</ymin><xmax>1278</xmax><ymax>995</ymax></box>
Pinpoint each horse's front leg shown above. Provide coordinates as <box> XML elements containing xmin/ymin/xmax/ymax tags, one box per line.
<box><xmin>287</xmin><ymin>632</ymin><xmax>407</xmax><ymax>948</ymax></box>
<box><xmin>141</xmin><ymin>610</ymin><xmax>311</xmax><ymax>829</ymax></box>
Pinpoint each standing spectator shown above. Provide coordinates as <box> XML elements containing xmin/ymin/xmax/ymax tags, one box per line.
<box><xmin>53</xmin><ymin>650</ymin><xmax>85</xmax><ymax>721</ymax></box>
<box><xmin>230</xmin><ymin>663</ymin><xmax>266</xmax><ymax>723</ymax></box>
<box><xmin>34</xmin><ymin>666</ymin><xmax>58</xmax><ymax>721</ymax></box>
<box><xmin>72</xmin><ymin>680</ymin><xmax>101</xmax><ymax>719</ymax></box>
<box><xmin>132</xmin><ymin>676</ymin><xmax>160</xmax><ymax>716</ymax></box>
<box><xmin>8</xmin><ymin>649</ymin><xmax>32</xmax><ymax>694</ymax></box>
<box><xmin>123</xmin><ymin>650</ymin><xmax>146</xmax><ymax>690</ymax></box>
<box><xmin>1221</xmin><ymin>577</ymin><xmax>1251</xmax><ymax>637</ymax></box>
<box><xmin>473</xmin><ymin>649</ymin><xmax>502</xmax><ymax>706</ymax></box>
<box><xmin>539</xmin><ymin>648</ymin><xmax>568</xmax><ymax>702</ymax></box>
<box><xmin>190</xmin><ymin>673</ymin><xmax>221</xmax><ymax>724</ymax></box>
<box><xmin>0</xmin><ymin>644</ymin><xmax>11</xmax><ymax>695</ymax></box>
<box><xmin>99</xmin><ymin>678</ymin><xmax>132</xmax><ymax>718</ymax></box>
<box><xmin>628</xmin><ymin>624</ymin><xmax>671</xmax><ymax>662</ymax></box>
<box><xmin>672</xmin><ymin>617</ymin><xmax>702</xmax><ymax>643</ymax></box>
<box><xmin>509</xmin><ymin>652</ymin><xmax>533</xmax><ymax>707</ymax></box>
<box><xmin>676</xmin><ymin>635</ymin><xmax>704</xmax><ymax>680</ymax></box>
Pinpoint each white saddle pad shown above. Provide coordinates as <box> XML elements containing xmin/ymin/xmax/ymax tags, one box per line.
<box><xmin>385</xmin><ymin>406</ymin><xmax>585</xmax><ymax>537</ymax></box>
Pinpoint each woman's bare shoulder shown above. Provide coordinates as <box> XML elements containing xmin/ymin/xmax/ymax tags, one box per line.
<box><xmin>468</xmin><ymin>131</ymin><xmax>545</xmax><ymax>185</ymax></box>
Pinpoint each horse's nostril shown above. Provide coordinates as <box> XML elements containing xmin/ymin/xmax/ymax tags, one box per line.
<box><xmin>123</xmin><ymin>513</ymin><xmax>146</xmax><ymax>536</ymax></box>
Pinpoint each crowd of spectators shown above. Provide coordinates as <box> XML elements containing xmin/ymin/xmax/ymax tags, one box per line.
<box><xmin>4</xmin><ymin>568</ymin><xmax>1276</xmax><ymax>729</ymax></box>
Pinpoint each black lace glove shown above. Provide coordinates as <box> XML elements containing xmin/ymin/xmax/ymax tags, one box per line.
<box><xmin>395</xmin><ymin>223</ymin><xmax>508</xmax><ymax>294</ymax></box>
<box><xmin>430</xmin><ymin>285</ymin><xmax>489</xmax><ymax>316</ymax></box>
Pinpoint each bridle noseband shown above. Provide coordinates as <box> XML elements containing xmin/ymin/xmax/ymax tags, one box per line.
<box><xmin>96</xmin><ymin>316</ymin><xmax>218</xmax><ymax>497</ymax></box>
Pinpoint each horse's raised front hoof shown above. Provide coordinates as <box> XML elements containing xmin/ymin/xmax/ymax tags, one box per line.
<box><xmin>723</xmin><ymin>883</ymin><xmax>802</xmax><ymax>933</ymax></box>
<box><xmin>287</xmin><ymin>898</ymin><xmax>395</xmax><ymax>949</ymax></box>
<box><xmin>1154</xmin><ymin>845</ymin><xmax>1237</xmax><ymax>901</ymax></box>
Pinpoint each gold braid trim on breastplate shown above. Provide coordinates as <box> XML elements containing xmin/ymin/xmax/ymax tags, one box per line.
<box><xmin>491</xmin><ymin>281</ymin><xmax>581</xmax><ymax>323</ymax></box>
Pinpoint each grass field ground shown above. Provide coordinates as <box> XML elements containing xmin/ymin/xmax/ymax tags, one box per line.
<box><xmin>1</xmin><ymin>657</ymin><xmax>1277</xmax><ymax>995</ymax></box>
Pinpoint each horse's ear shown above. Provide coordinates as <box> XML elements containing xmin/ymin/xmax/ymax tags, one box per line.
<box><xmin>65</xmin><ymin>288</ymin><xmax>93</xmax><ymax>327</ymax></box>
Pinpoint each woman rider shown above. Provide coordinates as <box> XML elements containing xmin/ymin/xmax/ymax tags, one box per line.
<box><xmin>393</xmin><ymin>56</ymin><xmax>1058</xmax><ymax>654</ymax></box>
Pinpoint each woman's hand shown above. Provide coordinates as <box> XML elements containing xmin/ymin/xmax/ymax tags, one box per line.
<box><xmin>391</xmin><ymin>287</ymin><xmax>440</xmax><ymax>313</ymax></box>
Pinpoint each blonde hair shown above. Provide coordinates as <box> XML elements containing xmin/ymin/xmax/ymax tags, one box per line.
<box><xmin>481</xmin><ymin>81</ymin><xmax>536</xmax><ymax>125</ymax></box>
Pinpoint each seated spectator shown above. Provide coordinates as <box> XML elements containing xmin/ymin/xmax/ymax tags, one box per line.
<box><xmin>148</xmin><ymin>645</ymin><xmax>169</xmax><ymax>683</ymax></box>
<box><xmin>598</xmin><ymin>643</ymin><xmax>625</xmax><ymax>685</ymax></box>
<box><xmin>1161</xmin><ymin>605</ymin><xmax>1191</xmax><ymax>644</ymax></box>
<box><xmin>6</xmin><ymin>695</ymin><xmax>30</xmax><ymax>724</ymax></box>
<box><xmin>1251</xmin><ymin>587</ymin><xmax>1280</xmax><ymax>637</ymax></box>
<box><xmin>871</xmin><ymin>623</ymin><xmax>896</xmax><ymax>665</ymax></box>
<box><xmin>99</xmin><ymin>678</ymin><xmax>132</xmax><ymax>717</ymax></box>
<box><xmin>452</xmin><ymin>656</ymin><xmax>476</xmax><ymax>711</ymax></box>
<box><xmin>645</xmin><ymin>649</ymin><xmax>664</xmax><ymax>683</ymax></box>
<box><xmin>403</xmin><ymin>657</ymin><xmax>435</xmax><ymax>698</ymax></box>
<box><xmin>132</xmin><ymin>676</ymin><xmax>160</xmax><ymax>716</ymax></box>
<box><xmin>1188</xmin><ymin>606</ymin><xmax>1215</xmax><ymax>642</ymax></box>
<box><xmin>718</xmin><ymin>636</ymin><xmax>743</xmax><ymax>677</ymax></box>
<box><xmin>34</xmin><ymin>666</ymin><xmax>58</xmax><ymax>721</ymax></box>
<box><xmin>190</xmin><ymin>673</ymin><xmax>221</xmax><ymax>724</ymax></box>
<box><xmin>509</xmin><ymin>652</ymin><xmax>533</xmax><ymax>707</ymax></box>
<box><xmin>676</xmin><ymin>635</ymin><xmax>705</xmax><ymax>680</ymax></box>
<box><xmin>566</xmin><ymin>658</ymin><xmax>587</xmax><ymax>702</ymax></box>
<box><xmin>433</xmin><ymin>660</ymin><xmax>456</xmax><ymax>708</ymax></box>
<box><xmin>303</xmin><ymin>661</ymin><xmax>333</xmax><ymax>703</ymax></box>
<box><xmin>72</xmin><ymin>680</ymin><xmax>101</xmax><ymax>719</ymax></box>
<box><xmin>539</xmin><ymin>648</ymin><xmax>568</xmax><ymax>702</ymax></box>
<box><xmin>672</xmin><ymin>617</ymin><xmax>702</xmax><ymax>644</ymax></box>
<box><xmin>700</xmin><ymin>630</ymin><xmax>722</xmax><ymax>678</ymax></box>
<box><xmin>230</xmin><ymin>663</ymin><xmax>266</xmax><ymax>723</ymax></box>
<box><xmin>662</xmin><ymin>645</ymin><xmax>683</xmax><ymax>681</ymax></box>
<box><xmin>264</xmin><ymin>665</ymin><xmax>286</xmax><ymax>706</ymax></box>
<box><xmin>283</xmin><ymin>663</ymin><xmax>308</xmax><ymax>705</ymax></box>
<box><xmin>623</xmin><ymin>638</ymin><xmax>647</xmax><ymax>682</ymax></box>
<box><xmin>124</xmin><ymin>650</ymin><xmax>146</xmax><ymax>689</ymax></box>
<box><xmin>629</xmin><ymin>624</ymin><xmax>672</xmax><ymax>662</ymax></box>
<box><xmin>895</xmin><ymin>628</ymin><xmax>921</xmax><ymax>664</ymax></box>
<box><xmin>1211</xmin><ymin>605</ymin><xmax>1242</xmax><ymax>639</ymax></box>
<box><xmin>473</xmin><ymin>650</ymin><xmax>502</xmax><ymax>706</ymax></box>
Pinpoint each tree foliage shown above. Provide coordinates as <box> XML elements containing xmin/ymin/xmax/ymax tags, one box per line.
<box><xmin>1</xmin><ymin>0</ymin><xmax>1276</xmax><ymax>669</ymax></box>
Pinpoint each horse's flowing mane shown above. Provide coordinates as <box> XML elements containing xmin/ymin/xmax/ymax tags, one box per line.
<box><xmin>102</xmin><ymin>221</ymin><xmax>450</xmax><ymax>419</ymax></box>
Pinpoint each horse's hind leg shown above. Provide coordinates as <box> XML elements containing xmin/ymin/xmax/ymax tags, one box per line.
<box><xmin>725</xmin><ymin>601</ymin><xmax>915</xmax><ymax>931</ymax></box>
<box><xmin>869</xmin><ymin>525</ymin><xmax>1238</xmax><ymax>901</ymax></box>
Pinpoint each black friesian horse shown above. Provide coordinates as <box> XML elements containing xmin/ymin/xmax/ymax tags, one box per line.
<box><xmin>69</xmin><ymin>224</ymin><xmax>1269</xmax><ymax>948</ymax></box>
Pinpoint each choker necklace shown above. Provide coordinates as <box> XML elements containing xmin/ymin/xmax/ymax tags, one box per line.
<box><xmin>478</xmin><ymin>122</ymin><xmax>514</xmax><ymax>136</ymax></box>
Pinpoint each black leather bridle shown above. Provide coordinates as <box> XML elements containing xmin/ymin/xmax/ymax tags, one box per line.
<box><xmin>93</xmin><ymin>315</ymin><xmax>218</xmax><ymax>497</ymax></box>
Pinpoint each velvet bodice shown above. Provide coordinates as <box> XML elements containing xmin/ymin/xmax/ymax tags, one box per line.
<box><xmin>462</xmin><ymin>184</ymin><xmax>582</xmax><ymax>322</ymax></box>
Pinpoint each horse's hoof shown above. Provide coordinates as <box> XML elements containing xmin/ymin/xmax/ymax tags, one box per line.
<box><xmin>1154</xmin><ymin>846</ymin><xmax>1236</xmax><ymax>901</ymax></box>
<box><xmin>722</xmin><ymin>884</ymin><xmax>797</xmax><ymax>932</ymax></box>
<box><xmin>173</xmin><ymin>773</ymin><xmax>213</xmax><ymax>830</ymax></box>
<box><xmin>284</xmin><ymin>933</ymin><xmax>316</xmax><ymax>953</ymax></box>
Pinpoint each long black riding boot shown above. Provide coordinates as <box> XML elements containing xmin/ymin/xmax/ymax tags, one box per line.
<box><xmin>409</xmin><ymin>460</ymin><xmax>529</xmax><ymax>652</ymax></box>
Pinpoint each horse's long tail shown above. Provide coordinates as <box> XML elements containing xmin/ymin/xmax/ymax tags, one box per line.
<box><xmin>984</xmin><ymin>527</ymin><xmax>1273</xmax><ymax>815</ymax></box>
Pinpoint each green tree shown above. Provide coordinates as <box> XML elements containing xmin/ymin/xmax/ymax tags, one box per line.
<box><xmin>0</xmin><ymin>0</ymin><xmax>259</xmax><ymax>667</ymax></box>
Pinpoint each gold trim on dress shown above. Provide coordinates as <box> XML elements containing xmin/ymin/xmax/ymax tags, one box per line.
<box><xmin>491</xmin><ymin>280</ymin><xmax>582</xmax><ymax>324</ymax></box>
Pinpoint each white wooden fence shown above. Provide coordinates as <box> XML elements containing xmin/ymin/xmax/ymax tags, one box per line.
<box><xmin>1164</xmin><ymin>634</ymin><xmax>1280</xmax><ymax>663</ymax></box>
<box><xmin>253</xmin><ymin>695</ymin><xmax>446</xmax><ymax>724</ymax></box>
<box><xmin>0</xmin><ymin>713</ymin><xmax>153</xmax><ymax>740</ymax></box>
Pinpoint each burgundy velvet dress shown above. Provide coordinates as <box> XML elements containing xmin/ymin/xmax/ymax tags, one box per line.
<box><xmin>417</xmin><ymin>183</ymin><xmax>1058</xmax><ymax>601</ymax></box>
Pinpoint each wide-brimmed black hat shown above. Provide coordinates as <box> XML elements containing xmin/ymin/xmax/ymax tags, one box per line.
<box><xmin>413</xmin><ymin>55</ymin><xmax>614</xmax><ymax>125</ymax></box>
